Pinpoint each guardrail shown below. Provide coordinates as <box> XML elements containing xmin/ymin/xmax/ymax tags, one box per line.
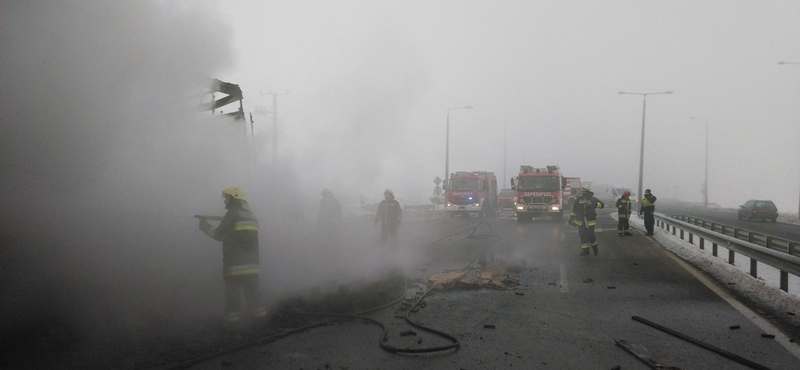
<box><xmin>654</xmin><ymin>214</ymin><xmax>800</xmax><ymax>293</ymax></box>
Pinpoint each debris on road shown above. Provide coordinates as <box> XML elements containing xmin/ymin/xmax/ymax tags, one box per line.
<box><xmin>427</xmin><ymin>265</ymin><xmax>519</xmax><ymax>290</ymax></box>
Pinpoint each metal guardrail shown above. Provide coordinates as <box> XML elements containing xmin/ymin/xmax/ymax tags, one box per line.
<box><xmin>654</xmin><ymin>214</ymin><xmax>800</xmax><ymax>293</ymax></box>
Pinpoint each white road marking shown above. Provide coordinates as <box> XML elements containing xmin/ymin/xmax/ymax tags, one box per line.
<box><xmin>663</xmin><ymin>246</ymin><xmax>800</xmax><ymax>360</ymax></box>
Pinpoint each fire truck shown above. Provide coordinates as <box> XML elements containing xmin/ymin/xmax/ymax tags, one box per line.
<box><xmin>510</xmin><ymin>165</ymin><xmax>567</xmax><ymax>222</ymax></box>
<box><xmin>444</xmin><ymin>171</ymin><xmax>498</xmax><ymax>218</ymax></box>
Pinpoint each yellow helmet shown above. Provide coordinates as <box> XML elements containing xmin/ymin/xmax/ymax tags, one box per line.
<box><xmin>384</xmin><ymin>188</ymin><xmax>394</xmax><ymax>195</ymax></box>
<box><xmin>222</xmin><ymin>187</ymin><xmax>247</xmax><ymax>201</ymax></box>
<box><xmin>580</xmin><ymin>184</ymin><xmax>591</xmax><ymax>191</ymax></box>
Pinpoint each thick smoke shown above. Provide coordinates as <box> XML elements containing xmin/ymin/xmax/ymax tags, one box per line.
<box><xmin>0</xmin><ymin>0</ymin><xmax>255</xmax><ymax>359</ymax></box>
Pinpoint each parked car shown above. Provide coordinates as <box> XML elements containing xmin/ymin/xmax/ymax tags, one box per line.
<box><xmin>737</xmin><ymin>199</ymin><xmax>778</xmax><ymax>222</ymax></box>
<box><xmin>498</xmin><ymin>189</ymin><xmax>516</xmax><ymax>210</ymax></box>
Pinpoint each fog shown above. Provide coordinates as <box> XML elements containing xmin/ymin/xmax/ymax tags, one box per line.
<box><xmin>1</xmin><ymin>0</ymin><xmax>799</xmax><ymax>361</ymax></box>
<box><xmin>214</xmin><ymin>0</ymin><xmax>800</xmax><ymax>211</ymax></box>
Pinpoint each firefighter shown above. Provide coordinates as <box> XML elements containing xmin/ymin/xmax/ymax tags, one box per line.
<box><xmin>374</xmin><ymin>189</ymin><xmax>401</xmax><ymax>248</ymax></box>
<box><xmin>317</xmin><ymin>188</ymin><xmax>342</xmax><ymax>249</ymax></box>
<box><xmin>198</xmin><ymin>187</ymin><xmax>266</xmax><ymax>330</ymax></box>
<box><xmin>569</xmin><ymin>184</ymin><xmax>605</xmax><ymax>256</ymax></box>
<box><xmin>616</xmin><ymin>190</ymin><xmax>633</xmax><ymax>236</ymax></box>
<box><xmin>638</xmin><ymin>188</ymin><xmax>657</xmax><ymax>236</ymax></box>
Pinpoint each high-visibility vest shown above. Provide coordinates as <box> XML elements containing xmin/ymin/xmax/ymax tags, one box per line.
<box><xmin>642</xmin><ymin>195</ymin><xmax>656</xmax><ymax>209</ymax></box>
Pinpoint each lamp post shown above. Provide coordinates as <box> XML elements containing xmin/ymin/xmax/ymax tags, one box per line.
<box><xmin>445</xmin><ymin>105</ymin><xmax>473</xmax><ymax>186</ymax></box>
<box><xmin>503</xmin><ymin>121</ymin><xmax>507</xmax><ymax>187</ymax></box>
<box><xmin>690</xmin><ymin>117</ymin><xmax>709</xmax><ymax>207</ymax></box>
<box><xmin>779</xmin><ymin>61</ymin><xmax>800</xmax><ymax>217</ymax></box>
<box><xmin>618</xmin><ymin>91</ymin><xmax>673</xmax><ymax>206</ymax></box>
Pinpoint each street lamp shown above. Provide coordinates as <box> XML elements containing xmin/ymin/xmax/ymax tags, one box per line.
<box><xmin>690</xmin><ymin>117</ymin><xmax>709</xmax><ymax>207</ymax></box>
<box><xmin>503</xmin><ymin>121</ymin><xmax>507</xmax><ymax>187</ymax></box>
<box><xmin>779</xmin><ymin>61</ymin><xmax>800</xmax><ymax>217</ymax></box>
<box><xmin>445</xmin><ymin>105</ymin><xmax>473</xmax><ymax>187</ymax></box>
<box><xmin>618</xmin><ymin>90</ymin><xmax>673</xmax><ymax>206</ymax></box>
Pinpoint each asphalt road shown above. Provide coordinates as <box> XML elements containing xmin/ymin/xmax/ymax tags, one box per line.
<box><xmin>654</xmin><ymin>200</ymin><xmax>800</xmax><ymax>243</ymax></box>
<box><xmin>185</xmin><ymin>209</ymin><xmax>800</xmax><ymax>370</ymax></box>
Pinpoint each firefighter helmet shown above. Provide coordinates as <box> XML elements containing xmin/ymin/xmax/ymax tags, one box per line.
<box><xmin>623</xmin><ymin>190</ymin><xmax>631</xmax><ymax>196</ymax></box>
<box><xmin>322</xmin><ymin>188</ymin><xmax>333</xmax><ymax>197</ymax></box>
<box><xmin>384</xmin><ymin>189</ymin><xmax>394</xmax><ymax>195</ymax></box>
<box><xmin>580</xmin><ymin>184</ymin><xmax>591</xmax><ymax>191</ymax></box>
<box><xmin>222</xmin><ymin>187</ymin><xmax>247</xmax><ymax>201</ymax></box>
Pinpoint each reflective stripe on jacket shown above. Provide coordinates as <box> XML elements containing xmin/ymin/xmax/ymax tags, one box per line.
<box><xmin>570</xmin><ymin>193</ymin><xmax>604</xmax><ymax>227</ymax></box>
<box><xmin>214</xmin><ymin>201</ymin><xmax>260</xmax><ymax>277</ymax></box>
<box><xmin>375</xmin><ymin>199</ymin><xmax>402</xmax><ymax>226</ymax></box>
<box><xmin>616</xmin><ymin>198</ymin><xmax>631</xmax><ymax>219</ymax></box>
<box><xmin>640</xmin><ymin>194</ymin><xmax>657</xmax><ymax>213</ymax></box>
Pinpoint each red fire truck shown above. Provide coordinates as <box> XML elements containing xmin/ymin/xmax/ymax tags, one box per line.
<box><xmin>444</xmin><ymin>171</ymin><xmax>498</xmax><ymax>218</ymax></box>
<box><xmin>510</xmin><ymin>165</ymin><xmax>567</xmax><ymax>222</ymax></box>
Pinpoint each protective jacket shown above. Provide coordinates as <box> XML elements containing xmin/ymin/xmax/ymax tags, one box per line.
<box><xmin>616</xmin><ymin>197</ymin><xmax>632</xmax><ymax>219</ymax></box>
<box><xmin>206</xmin><ymin>200</ymin><xmax>260</xmax><ymax>277</ymax></box>
<box><xmin>639</xmin><ymin>193</ymin><xmax>657</xmax><ymax>214</ymax></box>
<box><xmin>375</xmin><ymin>198</ymin><xmax>402</xmax><ymax>226</ymax></box>
<box><xmin>571</xmin><ymin>191</ymin><xmax>604</xmax><ymax>227</ymax></box>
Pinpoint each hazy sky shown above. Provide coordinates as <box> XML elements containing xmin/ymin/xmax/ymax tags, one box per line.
<box><xmin>212</xmin><ymin>1</ymin><xmax>800</xmax><ymax>211</ymax></box>
<box><xmin>2</xmin><ymin>1</ymin><xmax>799</xmax><ymax>214</ymax></box>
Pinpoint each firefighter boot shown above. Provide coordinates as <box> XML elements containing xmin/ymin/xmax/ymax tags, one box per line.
<box><xmin>591</xmin><ymin>244</ymin><xmax>598</xmax><ymax>255</ymax></box>
<box><xmin>580</xmin><ymin>248</ymin><xmax>590</xmax><ymax>256</ymax></box>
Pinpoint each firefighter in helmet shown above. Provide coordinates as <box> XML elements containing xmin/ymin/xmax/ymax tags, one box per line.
<box><xmin>374</xmin><ymin>189</ymin><xmax>401</xmax><ymax>248</ymax></box>
<box><xmin>198</xmin><ymin>187</ymin><xmax>265</xmax><ymax>329</ymax></box>
<box><xmin>616</xmin><ymin>190</ymin><xmax>633</xmax><ymax>236</ymax></box>
<box><xmin>569</xmin><ymin>184</ymin><xmax>605</xmax><ymax>255</ymax></box>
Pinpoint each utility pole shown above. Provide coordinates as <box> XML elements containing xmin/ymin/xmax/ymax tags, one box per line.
<box><xmin>259</xmin><ymin>90</ymin><xmax>289</xmax><ymax>166</ymax></box>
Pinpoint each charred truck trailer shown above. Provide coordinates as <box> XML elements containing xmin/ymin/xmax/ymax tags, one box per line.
<box><xmin>511</xmin><ymin>165</ymin><xmax>572</xmax><ymax>222</ymax></box>
<box><xmin>445</xmin><ymin>171</ymin><xmax>499</xmax><ymax>218</ymax></box>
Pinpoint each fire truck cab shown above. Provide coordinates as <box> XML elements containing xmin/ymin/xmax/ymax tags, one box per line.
<box><xmin>511</xmin><ymin>165</ymin><xmax>566</xmax><ymax>222</ymax></box>
<box><xmin>444</xmin><ymin>171</ymin><xmax>498</xmax><ymax>218</ymax></box>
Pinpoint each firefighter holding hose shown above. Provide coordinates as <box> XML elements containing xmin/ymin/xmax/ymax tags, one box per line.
<box><xmin>197</xmin><ymin>187</ymin><xmax>266</xmax><ymax>331</ymax></box>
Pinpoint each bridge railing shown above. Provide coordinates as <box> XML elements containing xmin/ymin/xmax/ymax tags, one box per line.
<box><xmin>654</xmin><ymin>214</ymin><xmax>800</xmax><ymax>293</ymax></box>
